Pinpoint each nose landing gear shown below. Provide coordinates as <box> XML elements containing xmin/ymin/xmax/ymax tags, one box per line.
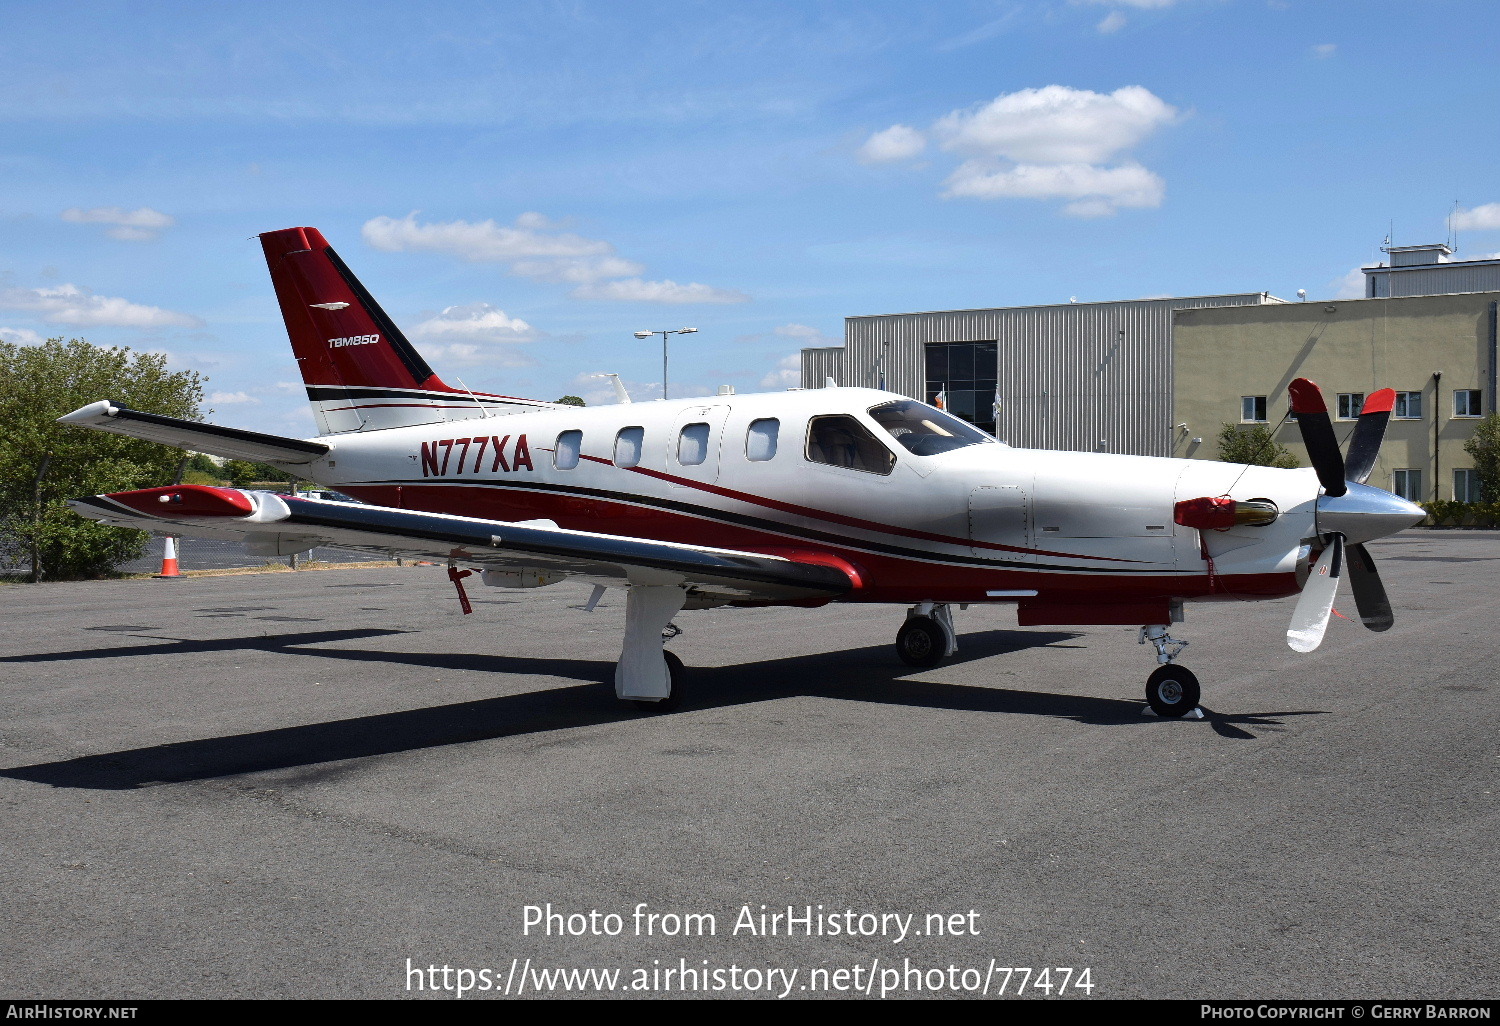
<box><xmin>1139</xmin><ymin>626</ymin><xmax>1203</xmax><ymax>718</ymax></box>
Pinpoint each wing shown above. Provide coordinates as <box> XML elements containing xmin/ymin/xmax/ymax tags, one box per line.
<box><xmin>69</xmin><ymin>484</ymin><xmax>854</xmax><ymax>604</ymax></box>
<box><xmin>57</xmin><ymin>401</ymin><xmax>329</xmax><ymax>465</ymax></box>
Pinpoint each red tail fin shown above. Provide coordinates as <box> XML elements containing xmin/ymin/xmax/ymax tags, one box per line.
<box><xmin>259</xmin><ymin>227</ymin><xmax>547</xmax><ymax>434</ymax></box>
<box><xmin>260</xmin><ymin>226</ymin><xmax>453</xmax><ymax>393</ymax></box>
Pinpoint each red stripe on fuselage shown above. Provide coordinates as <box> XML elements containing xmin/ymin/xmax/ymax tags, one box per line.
<box><xmin>573</xmin><ymin>454</ymin><xmax>1146</xmax><ymax>563</ymax></box>
<box><xmin>340</xmin><ymin>481</ymin><xmax>1298</xmax><ymax>605</ymax></box>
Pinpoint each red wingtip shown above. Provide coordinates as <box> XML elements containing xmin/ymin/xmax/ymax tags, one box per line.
<box><xmin>1287</xmin><ymin>378</ymin><xmax>1328</xmax><ymax>415</ymax></box>
<box><xmin>1361</xmin><ymin>388</ymin><xmax>1396</xmax><ymax>415</ymax></box>
<box><xmin>105</xmin><ymin>485</ymin><xmax>255</xmax><ymax>518</ymax></box>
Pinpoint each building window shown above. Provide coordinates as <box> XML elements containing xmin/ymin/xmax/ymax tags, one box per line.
<box><xmin>924</xmin><ymin>341</ymin><xmax>998</xmax><ymax>435</ymax></box>
<box><xmin>1241</xmin><ymin>396</ymin><xmax>1268</xmax><ymax>423</ymax></box>
<box><xmin>1392</xmin><ymin>468</ymin><xmax>1423</xmax><ymax>501</ymax></box>
<box><xmin>1393</xmin><ymin>391</ymin><xmax>1423</xmax><ymax>420</ymax></box>
<box><xmin>553</xmin><ymin>430</ymin><xmax>582</xmax><ymax>471</ymax></box>
<box><xmin>745</xmin><ymin>418</ymin><xmax>779</xmax><ymax>461</ymax></box>
<box><xmin>613</xmin><ymin>426</ymin><xmax>643</xmax><ymax>468</ymax></box>
<box><xmin>805</xmin><ymin>415</ymin><xmax>895</xmax><ymax>475</ymax></box>
<box><xmin>1454</xmin><ymin>389</ymin><xmax>1483</xmax><ymax>418</ymax></box>
<box><xmin>677</xmin><ymin>423</ymin><xmax>711</xmax><ymax>466</ymax></box>
<box><xmin>1454</xmin><ymin>469</ymin><xmax>1481</xmax><ymax>502</ymax></box>
<box><xmin>1336</xmin><ymin>393</ymin><xmax>1365</xmax><ymax>420</ymax></box>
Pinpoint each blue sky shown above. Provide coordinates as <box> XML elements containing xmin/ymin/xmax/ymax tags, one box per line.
<box><xmin>2</xmin><ymin>0</ymin><xmax>1497</xmax><ymax>435</ymax></box>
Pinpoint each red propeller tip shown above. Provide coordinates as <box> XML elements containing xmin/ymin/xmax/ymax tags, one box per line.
<box><xmin>1287</xmin><ymin>378</ymin><xmax>1328</xmax><ymax>415</ymax></box>
<box><xmin>1361</xmin><ymin>388</ymin><xmax>1396</xmax><ymax>415</ymax></box>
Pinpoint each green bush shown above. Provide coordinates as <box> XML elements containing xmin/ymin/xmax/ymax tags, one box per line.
<box><xmin>1215</xmin><ymin>423</ymin><xmax>1300</xmax><ymax>468</ymax></box>
<box><xmin>0</xmin><ymin>337</ymin><xmax>204</xmax><ymax>580</ymax></box>
<box><xmin>1418</xmin><ymin>501</ymin><xmax>1500</xmax><ymax>528</ymax></box>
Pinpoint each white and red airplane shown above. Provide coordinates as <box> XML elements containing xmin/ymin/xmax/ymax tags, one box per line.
<box><xmin>61</xmin><ymin>227</ymin><xmax>1425</xmax><ymax>717</ymax></box>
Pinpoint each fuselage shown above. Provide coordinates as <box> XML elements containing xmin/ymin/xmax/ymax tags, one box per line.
<box><xmin>282</xmin><ymin>386</ymin><xmax>1325</xmax><ymax>615</ymax></box>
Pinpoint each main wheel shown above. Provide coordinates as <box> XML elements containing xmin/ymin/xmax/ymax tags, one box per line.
<box><xmin>1145</xmin><ymin>664</ymin><xmax>1200</xmax><ymax>718</ymax></box>
<box><xmin>896</xmin><ymin>616</ymin><xmax>947</xmax><ymax>668</ymax></box>
<box><xmin>633</xmin><ymin>650</ymin><xmax>685</xmax><ymax>713</ymax></box>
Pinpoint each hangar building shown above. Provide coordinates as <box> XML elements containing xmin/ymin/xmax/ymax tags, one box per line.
<box><xmin>800</xmin><ymin>243</ymin><xmax>1499</xmax><ymax>502</ymax></box>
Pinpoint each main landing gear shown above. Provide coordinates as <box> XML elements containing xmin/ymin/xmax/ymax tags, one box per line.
<box><xmin>614</xmin><ymin>585</ymin><xmax>688</xmax><ymax>714</ymax></box>
<box><xmin>895</xmin><ymin>602</ymin><xmax>958</xmax><ymax>668</ymax></box>
<box><xmin>1139</xmin><ymin>626</ymin><xmax>1202</xmax><ymax>719</ymax></box>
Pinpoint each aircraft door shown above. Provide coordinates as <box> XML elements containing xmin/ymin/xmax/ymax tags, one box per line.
<box><xmin>969</xmin><ymin>485</ymin><xmax>1033</xmax><ymax>562</ymax></box>
<box><xmin>667</xmin><ymin>405</ymin><xmax>731</xmax><ymax>488</ymax></box>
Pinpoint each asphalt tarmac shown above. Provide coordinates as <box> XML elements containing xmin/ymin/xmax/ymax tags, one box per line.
<box><xmin>1</xmin><ymin>530</ymin><xmax>1495</xmax><ymax>1000</ymax></box>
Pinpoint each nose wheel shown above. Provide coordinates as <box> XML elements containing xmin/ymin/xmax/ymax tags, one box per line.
<box><xmin>1145</xmin><ymin>664</ymin><xmax>1201</xmax><ymax>718</ymax></box>
<box><xmin>1138</xmin><ymin>624</ymin><xmax>1202</xmax><ymax>719</ymax></box>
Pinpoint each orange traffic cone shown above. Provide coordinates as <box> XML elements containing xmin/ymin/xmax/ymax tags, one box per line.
<box><xmin>155</xmin><ymin>535</ymin><xmax>182</xmax><ymax>578</ymax></box>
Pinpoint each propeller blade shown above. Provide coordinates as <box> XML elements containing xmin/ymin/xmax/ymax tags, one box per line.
<box><xmin>1344</xmin><ymin>388</ymin><xmax>1395</xmax><ymax>486</ymax></box>
<box><xmin>1345</xmin><ymin>541</ymin><xmax>1395</xmax><ymax>632</ymax></box>
<box><xmin>1288</xmin><ymin>378</ymin><xmax>1347</xmax><ymax>496</ymax></box>
<box><xmin>1287</xmin><ymin>533</ymin><xmax>1344</xmax><ymax>652</ymax></box>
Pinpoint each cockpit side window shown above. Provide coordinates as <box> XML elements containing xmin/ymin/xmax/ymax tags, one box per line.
<box><xmin>805</xmin><ymin>415</ymin><xmax>896</xmax><ymax>475</ymax></box>
<box><xmin>867</xmin><ymin>399</ymin><xmax>995</xmax><ymax>456</ymax></box>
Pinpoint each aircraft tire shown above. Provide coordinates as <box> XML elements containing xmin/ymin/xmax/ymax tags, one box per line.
<box><xmin>632</xmin><ymin>650</ymin><xmax>685</xmax><ymax>713</ymax></box>
<box><xmin>1145</xmin><ymin>664</ymin><xmax>1200</xmax><ymax>718</ymax></box>
<box><xmin>896</xmin><ymin>616</ymin><xmax>946</xmax><ymax>668</ymax></box>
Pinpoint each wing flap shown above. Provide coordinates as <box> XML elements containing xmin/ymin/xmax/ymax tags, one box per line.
<box><xmin>57</xmin><ymin>401</ymin><xmax>330</xmax><ymax>465</ymax></box>
<box><xmin>70</xmin><ymin>485</ymin><xmax>854</xmax><ymax>602</ymax></box>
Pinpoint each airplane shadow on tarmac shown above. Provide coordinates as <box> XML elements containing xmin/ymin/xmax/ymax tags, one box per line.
<box><xmin>0</xmin><ymin>627</ymin><xmax>1325</xmax><ymax>790</ymax></box>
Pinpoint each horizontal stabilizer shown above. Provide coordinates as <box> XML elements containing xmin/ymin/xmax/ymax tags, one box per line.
<box><xmin>69</xmin><ymin>485</ymin><xmax>855</xmax><ymax>604</ymax></box>
<box><xmin>57</xmin><ymin>401</ymin><xmax>329</xmax><ymax>465</ymax></box>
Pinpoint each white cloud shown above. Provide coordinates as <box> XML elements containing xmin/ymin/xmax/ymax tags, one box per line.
<box><xmin>1451</xmin><ymin>203</ymin><xmax>1500</xmax><ymax>231</ymax></box>
<box><xmin>1331</xmin><ymin>268</ymin><xmax>1367</xmax><ymax>300</ymax></box>
<box><xmin>1078</xmin><ymin>0</ymin><xmax>1183</xmax><ymax>7</ymax></box>
<box><xmin>61</xmin><ymin>206</ymin><xmax>175</xmax><ymax>241</ymax></box>
<box><xmin>363</xmin><ymin>212</ymin><xmax>611</xmax><ymax>263</ymax></box>
<box><xmin>1098</xmin><ymin>11</ymin><xmax>1128</xmax><ymax>33</ymax></box>
<box><xmin>0</xmin><ymin>283</ymin><xmax>201</xmax><ymax>328</ymax></box>
<box><xmin>0</xmin><ymin>325</ymin><xmax>45</xmax><ymax>345</ymax></box>
<box><xmin>364</xmin><ymin>212</ymin><xmax>746</xmax><ymax>302</ymax></box>
<box><xmin>410</xmin><ymin>302</ymin><xmax>538</xmax><ymax>344</ymax></box>
<box><xmin>570</xmin><ymin>278</ymin><xmax>749</xmax><ymax>304</ymax></box>
<box><xmin>210</xmin><ymin>391</ymin><xmax>259</xmax><ymax>405</ymax></box>
<box><xmin>863</xmin><ymin>85</ymin><xmax>1179</xmax><ymax>217</ymax></box>
<box><xmin>1311</xmin><ymin>43</ymin><xmax>1337</xmax><ymax>58</ymax></box>
<box><xmin>858</xmin><ymin>124</ymin><xmax>926</xmax><ymax>164</ymax></box>
<box><xmin>934</xmin><ymin>85</ymin><xmax>1178</xmax><ymax>165</ymax></box>
<box><xmin>775</xmin><ymin>323</ymin><xmax>840</xmax><ymax>345</ymax></box>
<box><xmin>761</xmin><ymin>354</ymin><xmax>802</xmax><ymax>389</ymax></box>
<box><xmin>943</xmin><ymin>161</ymin><xmax>1165</xmax><ymax>215</ymax></box>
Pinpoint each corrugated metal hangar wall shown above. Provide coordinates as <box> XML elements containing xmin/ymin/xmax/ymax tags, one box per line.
<box><xmin>806</xmin><ymin>294</ymin><xmax>1280</xmax><ymax>458</ymax></box>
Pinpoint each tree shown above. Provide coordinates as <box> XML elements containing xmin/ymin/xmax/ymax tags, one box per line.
<box><xmin>1215</xmin><ymin>423</ymin><xmax>1300</xmax><ymax>468</ymax></box>
<box><xmin>554</xmin><ymin>395</ymin><xmax>586</xmax><ymax>407</ymax></box>
<box><xmin>223</xmin><ymin>459</ymin><xmax>296</xmax><ymax>487</ymax></box>
<box><xmin>1462</xmin><ymin>412</ymin><xmax>1500</xmax><ymax>502</ymax></box>
<box><xmin>0</xmin><ymin>337</ymin><xmax>205</xmax><ymax>580</ymax></box>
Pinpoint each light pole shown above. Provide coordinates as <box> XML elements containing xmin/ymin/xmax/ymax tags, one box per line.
<box><xmin>634</xmin><ymin>327</ymin><xmax>697</xmax><ymax>400</ymax></box>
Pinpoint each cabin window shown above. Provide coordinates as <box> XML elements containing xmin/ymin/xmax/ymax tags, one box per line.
<box><xmin>553</xmin><ymin>430</ymin><xmax>582</xmax><ymax>470</ymax></box>
<box><xmin>868</xmin><ymin>399</ymin><xmax>992</xmax><ymax>456</ymax></box>
<box><xmin>614</xmin><ymin>426</ymin><xmax>644</xmax><ymax>468</ymax></box>
<box><xmin>677</xmin><ymin>422</ymin><xmax>711</xmax><ymax>466</ymax></box>
<box><xmin>805</xmin><ymin>415</ymin><xmax>895</xmax><ymax>475</ymax></box>
<box><xmin>746</xmin><ymin>418</ymin><xmax>779</xmax><ymax>461</ymax></box>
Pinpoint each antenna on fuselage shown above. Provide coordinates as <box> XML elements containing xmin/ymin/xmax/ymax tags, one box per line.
<box><xmin>601</xmin><ymin>373</ymin><xmax>632</xmax><ymax>404</ymax></box>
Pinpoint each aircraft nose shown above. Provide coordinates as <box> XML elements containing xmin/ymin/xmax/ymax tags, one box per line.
<box><xmin>1316</xmin><ymin>481</ymin><xmax>1426</xmax><ymax>545</ymax></box>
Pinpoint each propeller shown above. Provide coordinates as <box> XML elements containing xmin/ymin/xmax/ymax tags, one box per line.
<box><xmin>1285</xmin><ymin>380</ymin><xmax>1413</xmax><ymax>651</ymax></box>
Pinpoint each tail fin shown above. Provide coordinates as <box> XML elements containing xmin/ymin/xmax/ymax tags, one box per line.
<box><xmin>260</xmin><ymin>227</ymin><xmax>544</xmax><ymax>434</ymax></box>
